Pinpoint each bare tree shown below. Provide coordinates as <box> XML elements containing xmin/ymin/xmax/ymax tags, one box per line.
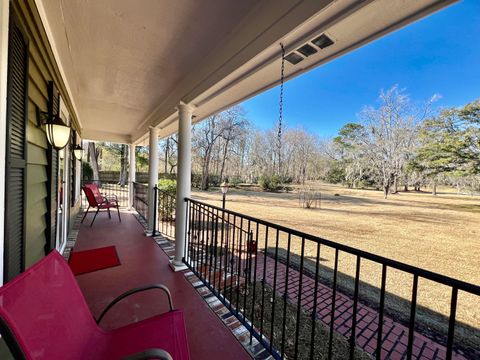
<box><xmin>218</xmin><ymin>106</ymin><xmax>248</xmax><ymax>180</ymax></box>
<box><xmin>358</xmin><ymin>86</ymin><xmax>436</xmax><ymax>198</ymax></box>
<box><xmin>192</xmin><ymin>114</ymin><xmax>224</xmax><ymax>190</ymax></box>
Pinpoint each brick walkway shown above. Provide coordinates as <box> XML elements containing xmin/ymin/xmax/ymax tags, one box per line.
<box><xmin>255</xmin><ymin>253</ymin><xmax>468</xmax><ymax>360</ymax></box>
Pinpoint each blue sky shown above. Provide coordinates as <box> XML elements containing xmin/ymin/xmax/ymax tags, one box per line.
<box><xmin>240</xmin><ymin>0</ymin><xmax>480</xmax><ymax>137</ymax></box>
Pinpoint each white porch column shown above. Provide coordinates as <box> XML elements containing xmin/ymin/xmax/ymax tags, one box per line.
<box><xmin>128</xmin><ymin>143</ymin><xmax>136</xmax><ymax>211</ymax></box>
<box><xmin>170</xmin><ymin>102</ymin><xmax>193</xmax><ymax>271</ymax></box>
<box><xmin>147</xmin><ymin>127</ymin><xmax>158</xmax><ymax>235</ymax></box>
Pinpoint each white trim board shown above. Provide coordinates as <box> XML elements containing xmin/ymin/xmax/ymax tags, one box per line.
<box><xmin>0</xmin><ymin>0</ymin><xmax>10</xmax><ymax>285</ymax></box>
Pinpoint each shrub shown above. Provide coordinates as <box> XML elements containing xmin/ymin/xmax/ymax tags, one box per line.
<box><xmin>190</xmin><ymin>173</ymin><xmax>222</xmax><ymax>189</ymax></box>
<box><xmin>229</xmin><ymin>177</ymin><xmax>243</xmax><ymax>187</ymax></box>
<box><xmin>157</xmin><ymin>179</ymin><xmax>176</xmax><ymax>220</ymax></box>
<box><xmin>298</xmin><ymin>185</ymin><xmax>321</xmax><ymax>209</ymax></box>
<box><xmin>325</xmin><ymin>164</ymin><xmax>345</xmax><ymax>184</ymax></box>
<box><xmin>82</xmin><ymin>161</ymin><xmax>93</xmax><ymax>180</ymax></box>
<box><xmin>258</xmin><ymin>174</ymin><xmax>281</xmax><ymax>192</ymax></box>
<box><xmin>157</xmin><ymin>179</ymin><xmax>176</xmax><ymax>196</ymax></box>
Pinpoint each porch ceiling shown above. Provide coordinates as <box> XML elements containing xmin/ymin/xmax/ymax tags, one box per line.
<box><xmin>36</xmin><ymin>0</ymin><xmax>457</xmax><ymax>144</ymax></box>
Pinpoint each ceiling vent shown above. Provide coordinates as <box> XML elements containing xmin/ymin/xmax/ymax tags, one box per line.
<box><xmin>284</xmin><ymin>33</ymin><xmax>334</xmax><ymax>66</ymax></box>
<box><xmin>312</xmin><ymin>34</ymin><xmax>334</xmax><ymax>49</ymax></box>
<box><xmin>297</xmin><ymin>44</ymin><xmax>317</xmax><ymax>57</ymax></box>
<box><xmin>285</xmin><ymin>52</ymin><xmax>304</xmax><ymax>65</ymax></box>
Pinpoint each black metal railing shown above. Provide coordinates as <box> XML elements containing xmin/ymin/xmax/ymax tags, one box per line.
<box><xmin>183</xmin><ymin>198</ymin><xmax>480</xmax><ymax>360</ymax></box>
<box><xmin>81</xmin><ymin>180</ymin><xmax>129</xmax><ymax>208</ymax></box>
<box><xmin>154</xmin><ymin>186</ymin><xmax>176</xmax><ymax>239</ymax></box>
<box><xmin>133</xmin><ymin>182</ymin><xmax>148</xmax><ymax>221</ymax></box>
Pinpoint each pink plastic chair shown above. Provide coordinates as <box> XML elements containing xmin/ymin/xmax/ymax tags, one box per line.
<box><xmin>0</xmin><ymin>251</ymin><xmax>190</xmax><ymax>360</ymax></box>
<box><xmin>82</xmin><ymin>183</ymin><xmax>121</xmax><ymax>226</ymax></box>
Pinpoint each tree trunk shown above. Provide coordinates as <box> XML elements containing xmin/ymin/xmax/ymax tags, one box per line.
<box><xmin>119</xmin><ymin>144</ymin><xmax>127</xmax><ymax>186</ymax></box>
<box><xmin>392</xmin><ymin>175</ymin><xmax>398</xmax><ymax>194</ymax></box>
<box><xmin>219</xmin><ymin>140</ymin><xmax>229</xmax><ymax>181</ymax></box>
<box><xmin>88</xmin><ymin>142</ymin><xmax>100</xmax><ymax>180</ymax></box>
<box><xmin>201</xmin><ymin>164</ymin><xmax>209</xmax><ymax>190</ymax></box>
<box><xmin>432</xmin><ymin>180</ymin><xmax>437</xmax><ymax>196</ymax></box>
<box><xmin>201</xmin><ymin>153</ymin><xmax>211</xmax><ymax>190</ymax></box>
<box><xmin>164</xmin><ymin>137</ymin><xmax>169</xmax><ymax>175</ymax></box>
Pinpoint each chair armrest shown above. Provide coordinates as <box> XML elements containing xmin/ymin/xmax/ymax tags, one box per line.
<box><xmin>103</xmin><ymin>194</ymin><xmax>119</xmax><ymax>204</ymax></box>
<box><xmin>96</xmin><ymin>284</ymin><xmax>173</xmax><ymax>325</ymax></box>
<box><xmin>102</xmin><ymin>192</ymin><xmax>118</xmax><ymax>200</ymax></box>
<box><xmin>122</xmin><ymin>348</ymin><xmax>173</xmax><ymax>360</ymax></box>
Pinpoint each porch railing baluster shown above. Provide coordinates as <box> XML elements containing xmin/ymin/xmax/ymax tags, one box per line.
<box><xmin>293</xmin><ymin>237</ymin><xmax>306</xmax><ymax>360</ymax></box>
<box><xmin>280</xmin><ymin>233</ymin><xmax>291</xmax><ymax>359</ymax></box>
<box><xmin>243</xmin><ymin>220</ymin><xmax>251</xmax><ymax>323</ymax></box>
<box><xmin>446</xmin><ymin>287</ymin><xmax>458</xmax><ymax>360</ymax></box>
<box><xmin>406</xmin><ymin>274</ymin><xmax>419</xmax><ymax>360</ymax></box>
<box><xmin>259</xmin><ymin>226</ymin><xmax>269</xmax><ymax>339</ymax></box>
<box><xmin>376</xmin><ymin>264</ymin><xmax>387</xmax><ymax>359</ymax></box>
<box><xmin>349</xmin><ymin>256</ymin><xmax>361</xmax><ymax>360</ymax></box>
<box><xmin>250</xmin><ymin>223</ymin><xmax>260</xmax><ymax>345</ymax></box>
<box><xmin>270</xmin><ymin>229</ymin><xmax>280</xmax><ymax>352</ymax></box>
<box><xmin>236</xmin><ymin>218</ymin><xmax>244</xmax><ymax>315</ymax></box>
<box><xmin>328</xmin><ymin>248</ymin><xmax>339</xmax><ymax>360</ymax></box>
<box><xmin>309</xmin><ymin>242</ymin><xmax>321</xmax><ymax>360</ymax></box>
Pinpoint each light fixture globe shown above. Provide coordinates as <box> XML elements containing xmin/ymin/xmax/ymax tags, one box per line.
<box><xmin>220</xmin><ymin>181</ymin><xmax>229</xmax><ymax>195</ymax></box>
<box><xmin>73</xmin><ymin>144</ymin><xmax>83</xmax><ymax>160</ymax></box>
<box><xmin>44</xmin><ymin>115</ymin><xmax>71</xmax><ymax>150</ymax></box>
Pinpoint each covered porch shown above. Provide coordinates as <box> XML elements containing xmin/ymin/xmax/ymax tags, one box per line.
<box><xmin>1</xmin><ymin>0</ymin><xmax>473</xmax><ymax>359</ymax></box>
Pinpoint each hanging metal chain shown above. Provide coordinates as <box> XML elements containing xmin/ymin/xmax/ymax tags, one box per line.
<box><xmin>277</xmin><ymin>43</ymin><xmax>285</xmax><ymax>175</ymax></box>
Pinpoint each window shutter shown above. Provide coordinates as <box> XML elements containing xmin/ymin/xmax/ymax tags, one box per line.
<box><xmin>4</xmin><ymin>14</ymin><xmax>29</xmax><ymax>282</ymax></box>
<box><xmin>45</xmin><ymin>82</ymin><xmax>59</xmax><ymax>253</ymax></box>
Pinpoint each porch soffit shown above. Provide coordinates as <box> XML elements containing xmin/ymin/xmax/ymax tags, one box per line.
<box><xmin>36</xmin><ymin>0</ymin><xmax>457</xmax><ymax>144</ymax></box>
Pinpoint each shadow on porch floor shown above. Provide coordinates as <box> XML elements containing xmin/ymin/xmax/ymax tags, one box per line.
<box><xmin>74</xmin><ymin>210</ymin><xmax>251</xmax><ymax>359</ymax></box>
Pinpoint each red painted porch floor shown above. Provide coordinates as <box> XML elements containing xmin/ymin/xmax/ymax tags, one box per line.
<box><xmin>72</xmin><ymin>211</ymin><xmax>252</xmax><ymax>360</ymax></box>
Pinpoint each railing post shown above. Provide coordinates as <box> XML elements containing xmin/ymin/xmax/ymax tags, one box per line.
<box><xmin>128</xmin><ymin>143</ymin><xmax>136</xmax><ymax>211</ymax></box>
<box><xmin>152</xmin><ymin>186</ymin><xmax>158</xmax><ymax>236</ymax></box>
<box><xmin>147</xmin><ymin>126</ymin><xmax>158</xmax><ymax>235</ymax></box>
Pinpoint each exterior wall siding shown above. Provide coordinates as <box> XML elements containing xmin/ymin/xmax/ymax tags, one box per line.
<box><xmin>11</xmin><ymin>0</ymin><xmax>80</xmax><ymax>267</ymax></box>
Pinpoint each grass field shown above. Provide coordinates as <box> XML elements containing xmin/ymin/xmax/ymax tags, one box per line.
<box><xmin>191</xmin><ymin>183</ymin><xmax>480</xmax><ymax>353</ymax></box>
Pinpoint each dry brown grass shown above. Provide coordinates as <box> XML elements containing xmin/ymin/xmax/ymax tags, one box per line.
<box><xmin>192</xmin><ymin>183</ymin><xmax>480</xmax><ymax>352</ymax></box>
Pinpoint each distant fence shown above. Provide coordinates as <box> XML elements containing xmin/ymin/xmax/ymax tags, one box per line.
<box><xmin>89</xmin><ymin>171</ymin><xmax>176</xmax><ymax>184</ymax></box>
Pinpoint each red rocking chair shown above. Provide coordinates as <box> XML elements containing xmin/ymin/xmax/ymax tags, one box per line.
<box><xmin>82</xmin><ymin>183</ymin><xmax>121</xmax><ymax>226</ymax></box>
<box><xmin>0</xmin><ymin>251</ymin><xmax>190</xmax><ymax>360</ymax></box>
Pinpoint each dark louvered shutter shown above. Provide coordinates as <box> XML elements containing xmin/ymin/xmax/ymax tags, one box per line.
<box><xmin>4</xmin><ymin>14</ymin><xmax>28</xmax><ymax>282</ymax></box>
<box><xmin>45</xmin><ymin>82</ymin><xmax>59</xmax><ymax>253</ymax></box>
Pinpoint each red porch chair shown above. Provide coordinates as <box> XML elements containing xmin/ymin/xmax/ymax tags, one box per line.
<box><xmin>0</xmin><ymin>251</ymin><xmax>190</xmax><ymax>360</ymax></box>
<box><xmin>82</xmin><ymin>183</ymin><xmax>121</xmax><ymax>226</ymax></box>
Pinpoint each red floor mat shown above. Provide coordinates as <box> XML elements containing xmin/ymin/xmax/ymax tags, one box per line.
<box><xmin>69</xmin><ymin>246</ymin><xmax>121</xmax><ymax>275</ymax></box>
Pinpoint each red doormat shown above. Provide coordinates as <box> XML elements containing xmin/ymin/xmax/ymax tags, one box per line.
<box><xmin>68</xmin><ymin>246</ymin><xmax>121</xmax><ymax>275</ymax></box>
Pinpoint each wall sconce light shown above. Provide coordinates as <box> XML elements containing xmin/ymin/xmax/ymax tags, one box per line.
<box><xmin>37</xmin><ymin>110</ymin><xmax>71</xmax><ymax>150</ymax></box>
<box><xmin>73</xmin><ymin>144</ymin><xmax>83</xmax><ymax>161</ymax></box>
